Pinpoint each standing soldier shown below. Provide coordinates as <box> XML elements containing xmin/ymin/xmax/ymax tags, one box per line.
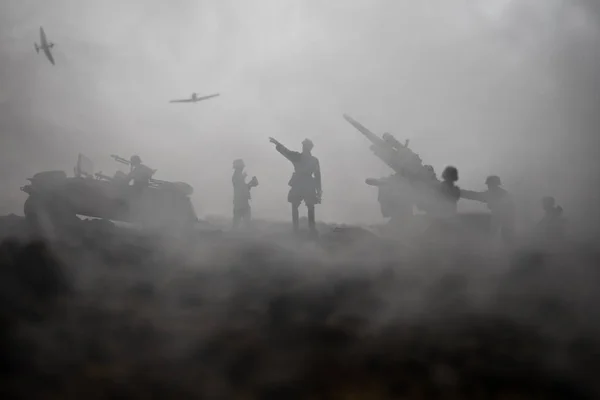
<box><xmin>269</xmin><ymin>137</ymin><xmax>322</xmax><ymax>236</ymax></box>
<box><xmin>461</xmin><ymin>175</ymin><xmax>516</xmax><ymax>246</ymax></box>
<box><xmin>536</xmin><ymin>196</ymin><xmax>566</xmax><ymax>243</ymax></box>
<box><xmin>125</xmin><ymin>155</ymin><xmax>154</xmax><ymax>192</ymax></box>
<box><xmin>425</xmin><ymin>166</ymin><xmax>461</xmax><ymax>239</ymax></box>
<box><xmin>232</xmin><ymin>159</ymin><xmax>258</xmax><ymax>229</ymax></box>
<box><xmin>438</xmin><ymin>166</ymin><xmax>461</xmax><ymax>217</ymax></box>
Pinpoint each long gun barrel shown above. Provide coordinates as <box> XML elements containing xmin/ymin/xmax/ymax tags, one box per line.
<box><xmin>343</xmin><ymin>114</ymin><xmax>387</xmax><ymax>148</ymax></box>
<box><xmin>111</xmin><ymin>154</ymin><xmax>130</xmax><ymax>166</ymax></box>
<box><xmin>343</xmin><ymin>114</ymin><xmax>425</xmax><ymax>181</ymax></box>
<box><xmin>343</xmin><ymin>114</ymin><xmax>404</xmax><ymax>174</ymax></box>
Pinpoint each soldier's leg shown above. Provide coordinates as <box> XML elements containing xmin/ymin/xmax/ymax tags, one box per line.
<box><xmin>291</xmin><ymin>202</ymin><xmax>300</xmax><ymax>232</ymax></box>
<box><xmin>233</xmin><ymin>208</ymin><xmax>241</xmax><ymax>228</ymax></box>
<box><xmin>307</xmin><ymin>204</ymin><xmax>316</xmax><ymax>233</ymax></box>
<box><xmin>243</xmin><ymin>206</ymin><xmax>252</xmax><ymax>227</ymax></box>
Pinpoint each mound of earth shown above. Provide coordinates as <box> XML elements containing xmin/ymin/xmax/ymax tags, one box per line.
<box><xmin>0</xmin><ymin>214</ymin><xmax>599</xmax><ymax>398</ymax></box>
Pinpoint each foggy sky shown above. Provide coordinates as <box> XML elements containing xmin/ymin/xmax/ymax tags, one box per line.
<box><xmin>1</xmin><ymin>0</ymin><xmax>599</xmax><ymax>229</ymax></box>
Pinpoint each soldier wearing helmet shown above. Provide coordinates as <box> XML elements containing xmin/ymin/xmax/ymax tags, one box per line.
<box><xmin>269</xmin><ymin>137</ymin><xmax>322</xmax><ymax>236</ymax></box>
<box><xmin>461</xmin><ymin>175</ymin><xmax>516</xmax><ymax>245</ymax></box>
<box><xmin>232</xmin><ymin>158</ymin><xmax>258</xmax><ymax>229</ymax></box>
<box><xmin>536</xmin><ymin>196</ymin><xmax>565</xmax><ymax>242</ymax></box>
<box><xmin>126</xmin><ymin>155</ymin><xmax>154</xmax><ymax>191</ymax></box>
<box><xmin>437</xmin><ymin>166</ymin><xmax>461</xmax><ymax>217</ymax></box>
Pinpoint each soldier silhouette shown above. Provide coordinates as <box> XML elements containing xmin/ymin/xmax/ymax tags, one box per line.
<box><xmin>424</xmin><ymin>166</ymin><xmax>461</xmax><ymax>240</ymax></box>
<box><xmin>536</xmin><ymin>196</ymin><xmax>566</xmax><ymax>242</ymax></box>
<box><xmin>126</xmin><ymin>155</ymin><xmax>154</xmax><ymax>192</ymax></box>
<box><xmin>461</xmin><ymin>175</ymin><xmax>516</xmax><ymax>246</ymax></box>
<box><xmin>438</xmin><ymin>166</ymin><xmax>461</xmax><ymax>217</ymax></box>
<box><xmin>232</xmin><ymin>159</ymin><xmax>258</xmax><ymax>229</ymax></box>
<box><xmin>269</xmin><ymin>137</ymin><xmax>321</xmax><ymax>236</ymax></box>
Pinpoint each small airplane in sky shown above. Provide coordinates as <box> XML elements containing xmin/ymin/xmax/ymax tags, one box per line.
<box><xmin>169</xmin><ymin>92</ymin><xmax>220</xmax><ymax>103</ymax></box>
<box><xmin>34</xmin><ymin>26</ymin><xmax>55</xmax><ymax>65</ymax></box>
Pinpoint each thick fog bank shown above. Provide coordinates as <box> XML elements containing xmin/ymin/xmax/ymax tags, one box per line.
<box><xmin>1</xmin><ymin>0</ymin><xmax>599</xmax><ymax>228</ymax></box>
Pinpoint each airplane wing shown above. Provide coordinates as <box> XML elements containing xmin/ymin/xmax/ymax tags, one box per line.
<box><xmin>193</xmin><ymin>93</ymin><xmax>220</xmax><ymax>102</ymax></box>
<box><xmin>169</xmin><ymin>98</ymin><xmax>193</xmax><ymax>103</ymax></box>
<box><xmin>40</xmin><ymin>27</ymin><xmax>47</xmax><ymax>46</ymax></box>
<box><xmin>43</xmin><ymin>47</ymin><xmax>55</xmax><ymax>65</ymax></box>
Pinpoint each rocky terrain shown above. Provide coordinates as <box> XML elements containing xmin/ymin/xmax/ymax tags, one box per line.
<box><xmin>1</xmin><ymin>214</ymin><xmax>599</xmax><ymax>399</ymax></box>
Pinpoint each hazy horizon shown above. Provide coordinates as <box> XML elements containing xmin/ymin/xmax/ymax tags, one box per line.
<box><xmin>1</xmin><ymin>0</ymin><xmax>599</xmax><ymax>231</ymax></box>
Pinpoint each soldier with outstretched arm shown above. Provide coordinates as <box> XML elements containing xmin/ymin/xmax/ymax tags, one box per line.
<box><xmin>460</xmin><ymin>175</ymin><xmax>516</xmax><ymax>246</ymax></box>
<box><xmin>232</xmin><ymin>159</ymin><xmax>258</xmax><ymax>229</ymax></box>
<box><xmin>269</xmin><ymin>137</ymin><xmax>321</xmax><ymax>236</ymax></box>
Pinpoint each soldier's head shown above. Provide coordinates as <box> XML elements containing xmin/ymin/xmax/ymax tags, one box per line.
<box><xmin>485</xmin><ymin>175</ymin><xmax>502</xmax><ymax>188</ymax></box>
<box><xmin>130</xmin><ymin>155</ymin><xmax>142</xmax><ymax>166</ymax></box>
<box><xmin>442</xmin><ymin>166</ymin><xmax>458</xmax><ymax>183</ymax></box>
<box><xmin>542</xmin><ymin>196</ymin><xmax>555</xmax><ymax>211</ymax></box>
<box><xmin>233</xmin><ymin>159</ymin><xmax>245</xmax><ymax>170</ymax></box>
<box><xmin>302</xmin><ymin>138</ymin><xmax>314</xmax><ymax>153</ymax></box>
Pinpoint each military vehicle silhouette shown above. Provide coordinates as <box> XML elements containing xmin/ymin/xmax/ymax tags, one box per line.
<box><xmin>21</xmin><ymin>154</ymin><xmax>198</xmax><ymax>232</ymax></box>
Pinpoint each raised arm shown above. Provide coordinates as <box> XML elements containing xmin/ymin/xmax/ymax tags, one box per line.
<box><xmin>269</xmin><ymin>137</ymin><xmax>300</xmax><ymax>163</ymax></box>
<box><xmin>460</xmin><ymin>189</ymin><xmax>487</xmax><ymax>203</ymax></box>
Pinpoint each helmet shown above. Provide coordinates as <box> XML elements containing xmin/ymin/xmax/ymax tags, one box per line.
<box><xmin>485</xmin><ymin>175</ymin><xmax>501</xmax><ymax>187</ymax></box>
<box><xmin>302</xmin><ymin>138</ymin><xmax>314</xmax><ymax>150</ymax></box>
<box><xmin>442</xmin><ymin>166</ymin><xmax>458</xmax><ymax>182</ymax></box>
<box><xmin>130</xmin><ymin>155</ymin><xmax>142</xmax><ymax>165</ymax></box>
<box><xmin>233</xmin><ymin>159</ymin><xmax>245</xmax><ymax>169</ymax></box>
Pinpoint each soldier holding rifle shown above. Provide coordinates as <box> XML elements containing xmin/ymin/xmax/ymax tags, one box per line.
<box><xmin>269</xmin><ymin>137</ymin><xmax>321</xmax><ymax>236</ymax></box>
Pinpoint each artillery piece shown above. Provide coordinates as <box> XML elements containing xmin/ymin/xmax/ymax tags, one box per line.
<box><xmin>343</xmin><ymin>114</ymin><xmax>431</xmax><ymax>183</ymax></box>
<box><xmin>21</xmin><ymin>154</ymin><xmax>198</xmax><ymax>233</ymax></box>
<box><xmin>344</xmin><ymin>114</ymin><xmax>491</xmax><ymax>234</ymax></box>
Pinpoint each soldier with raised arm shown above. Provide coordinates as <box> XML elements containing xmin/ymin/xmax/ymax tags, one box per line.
<box><xmin>461</xmin><ymin>175</ymin><xmax>516</xmax><ymax>246</ymax></box>
<box><xmin>269</xmin><ymin>137</ymin><xmax>321</xmax><ymax>236</ymax></box>
<box><xmin>232</xmin><ymin>159</ymin><xmax>258</xmax><ymax>229</ymax></box>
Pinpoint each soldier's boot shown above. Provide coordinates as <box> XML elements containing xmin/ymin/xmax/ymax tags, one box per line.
<box><xmin>292</xmin><ymin>204</ymin><xmax>300</xmax><ymax>233</ymax></box>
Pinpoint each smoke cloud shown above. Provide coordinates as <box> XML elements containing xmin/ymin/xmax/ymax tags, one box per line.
<box><xmin>1</xmin><ymin>0</ymin><xmax>599</xmax><ymax>232</ymax></box>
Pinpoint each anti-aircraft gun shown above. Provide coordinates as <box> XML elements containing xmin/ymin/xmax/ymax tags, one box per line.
<box><xmin>344</xmin><ymin>114</ymin><xmax>445</xmax><ymax>218</ymax></box>
<box><xmin>343</xmin><ymin>114</ymin><xmax>432</xmax><ymax>184</ymax></box>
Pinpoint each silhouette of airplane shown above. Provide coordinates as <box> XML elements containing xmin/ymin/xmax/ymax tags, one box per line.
<box><xmin>169</xmin><ymin>93</ymin><xmax>220</xmax><ymax>103</ymax></box>
<box><xmin>35</xmin><ymin>27</ymin><xmax>55</xmax><ymax>65</ymax></box>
